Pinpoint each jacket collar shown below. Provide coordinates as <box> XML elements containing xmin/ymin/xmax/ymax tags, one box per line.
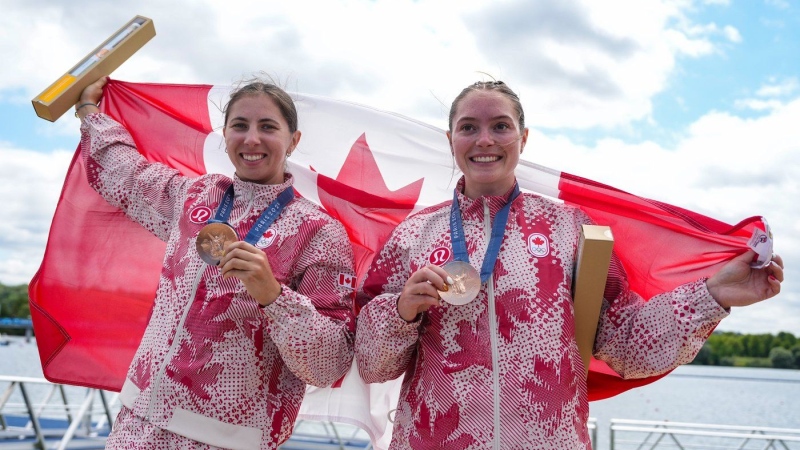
<box><xmin>454</xmin><ymin>176</ymin><xmax>519</xmax><ymax>221</ymax></box>
<box><xmin>232</xmin><ymin>172</ymin><xmax>294</xmax><ymax>208</ymax></box>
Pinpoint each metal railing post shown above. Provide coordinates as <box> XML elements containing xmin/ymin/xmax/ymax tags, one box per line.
<box><xmin>58</xmin><ymin>384</ymin><xmax>73</xmax><ymax>425</ymax></box>
<box><xmin>610</xmin><ymin>422</ymin><xmax>615</xmax><ymax>450</ymax></box>
<box><xmin>0</xmin><ymin>381</ymin><xmax>16</xmax><ymax>431</ymax></box>
<box><xmin>55</xmin><ymin>388</ymin><xmax>96</xmax><ymax>450</ymax></box>
<box><xmin>19</xmin><ymin>381</ymin><xmax>47</xmax><ymax>450</ymax></box>
<box><xmin>98</xmin><ymin>390</ymin><xmax>115</xmax><ymax>431</ymax></box>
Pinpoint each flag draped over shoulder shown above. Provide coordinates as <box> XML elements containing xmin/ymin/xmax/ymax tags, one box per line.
<box><xmin>29</xmin><ymin>80</ymin><xmax>769</xmax><ymax>447</ymax></box>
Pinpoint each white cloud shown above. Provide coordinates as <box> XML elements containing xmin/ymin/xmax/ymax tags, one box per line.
<box><xmin>733</xmin><ymin>78</ymin><xmax>798</xmax><ymax>112</ymax></box>
<box><xmin>756</xmin><ymin>77</ymin><xmax>799</xmax><ymax>97</ymax></box>
<box><xmin>722</xmin><ymin>25</ymin><xmax>742</xmax><ymax>43</ymax></box>
<box><xmin>734</xmin><ymin>98</ymin><xmax>783</xmax><ymax>111</ymax></box>
<box><xmin>0</xmin><ymin>145</ymin><xmax>72</xmax><ymax>285</ymax></box>
<box><xmin>2</xmin><ymin>0</ymin><xmax>735</xmax><ymax>131</ymax></box>
<box><xmin>524</xmin><ymin>96</ymin><xmax>800</xmax><ymax>334</ymax></box>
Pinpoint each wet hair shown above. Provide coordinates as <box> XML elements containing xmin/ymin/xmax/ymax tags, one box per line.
<box><xmin>448</xmin><ymin>81</ymin><xmax>525</xmax><ymax>132</ymax></box>
<box><xmin>223</xmin><ymin>79</ymin><xmax>298</xmax><ymax>133</ymax></box>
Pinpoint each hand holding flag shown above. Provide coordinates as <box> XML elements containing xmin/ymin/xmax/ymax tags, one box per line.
<box><xmin>706</xmin><ymin>250</ymin><xmax>784</xmax><ymax>309</ymax></box>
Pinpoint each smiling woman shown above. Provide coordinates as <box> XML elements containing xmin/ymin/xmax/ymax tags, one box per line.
<box><xmin>354</xmin><ymin>80</ymin><xmax>785</xmax><ymax>450</ymax></box>
<box><xmin>72</xmin><ymin>76</ymin><xmax>357</xmax><ymax>449</ymax></box>
<box><xmin>222</xmin><ymin>82</ymin><xmax>301</xmax><ymax>185</ymax></box>
<box><xmin>447</xmin><ymin>83</ymin><xmax>527</xmax><ymax>199</ymax></box>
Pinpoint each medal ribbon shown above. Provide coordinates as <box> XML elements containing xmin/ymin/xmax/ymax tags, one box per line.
<box><xmin>209</xmin><ymin>184</ymin><xmax>295</xmax><ymax>245</ymax></box>
<box><xmin>450</xmin><ymin>183</ymin><xmax>521</xmax><ymax>283</ymax></box>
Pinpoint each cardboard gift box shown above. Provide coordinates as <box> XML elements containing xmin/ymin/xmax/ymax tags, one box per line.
<box><xmin>32</xmin><ymin>15</ymin><xmax>155</xmax><ymax>122</ymax></box>
<box><xmin>573</xmin><ymin>224</ymin><xmax>614</xmax><ymax>376</ymax></box>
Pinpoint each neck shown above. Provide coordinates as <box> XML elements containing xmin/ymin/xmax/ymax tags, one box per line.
<box><xmin>462</xmin><ymin>178</ymin><xmax>516</xmax><ymax>199</ymax></box>
<box><xmin>235</xmin><ymin>173</ymin><xmax>286</xmax><ymax>185</ymax></box>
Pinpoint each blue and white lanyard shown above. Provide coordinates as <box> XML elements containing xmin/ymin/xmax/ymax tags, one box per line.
<box><xmin>449</xmin><ymin>184</ymin><xmax>520</xmax><ymax>283</ymax></box>
<box><xmin>209</xmin><ymin>184</ymin><xmax>294</xmax><ymax>244</ymax></box>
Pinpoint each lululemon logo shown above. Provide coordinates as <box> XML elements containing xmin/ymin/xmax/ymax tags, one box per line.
<box><xmin>188</xmin><ymin>206</ymin><xmax>213</xmax><ymax>224</ymax></box>
<box><xmin>428</xmin><ymin>247</ymin><xmax>452</xmax><ymax>266</ymax></box>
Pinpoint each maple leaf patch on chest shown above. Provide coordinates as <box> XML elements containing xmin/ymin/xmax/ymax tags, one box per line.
<box><xmin>256</xmin><ymin>228</ymin><xmax>277</xmax><ymax>248</ymax></box>
<box><xmin>527</xmin><ymin>233</ymin><xmax>550</xmax><ymax>257</ymax></box>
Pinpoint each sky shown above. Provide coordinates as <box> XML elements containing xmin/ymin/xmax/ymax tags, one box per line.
<box><xmin>1</xmin><ymin>0</ymin><xmax>798</xmax><ymax>335</ymax></box>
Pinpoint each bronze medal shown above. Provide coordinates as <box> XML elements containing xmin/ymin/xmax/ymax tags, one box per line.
<box><xmin>196</xmin><ymin>222</ymin><xmax>238</xmax><ymax>265</ymax></box>
<box><xmin>439</xmin><ymin>261</ymin><xmax>480</xmax><ymax>305</ymax></box>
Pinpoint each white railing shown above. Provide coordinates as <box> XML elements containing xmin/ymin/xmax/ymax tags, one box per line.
<box><xmin>610</xmin><ymin>419</ymin><xmax>800</xmax><ymax>450</ymax></box>
<box><xmin>0</xmin><ymin>375</ymin><xmax>373</xmax><ymax>450</ymax></box>
<box><xmin>281</xmin><ymin>420</ymin><xmax>373</xmax><ymax>449</ymax></box>
<box><xmin>0</xmin><ymin>375</ymin><xmax>116</xmax><ymax>450</ymax></box>
<box><xmin>589</xmin><ymin>417</ymin><xmax>598</xmax><ymax>447</ymax></box>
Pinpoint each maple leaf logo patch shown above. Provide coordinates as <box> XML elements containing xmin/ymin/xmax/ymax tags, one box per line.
<box><xmin>528</xmin><ymin>233</ymin><xmax>550</xmax><ymax>257</ymax></box>
<box><xmin>256</xmin><ymin>228</ymin><xmax>277</xmax><ymax>248</ymax></box>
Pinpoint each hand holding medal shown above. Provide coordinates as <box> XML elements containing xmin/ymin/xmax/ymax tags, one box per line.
<box><xmin>219</xmin><ymin>240</ymin><xmax>282</xmax><ymax>307</ymax></box>
<box><xmin>195</xmin><ymin>185</ymin><xmax>295</xmax><ymax>307</ymax></box>
<box><xmin>397</xmin><ymin>265</ymin><xmax>454</xmax><ymax>322</ymax></box>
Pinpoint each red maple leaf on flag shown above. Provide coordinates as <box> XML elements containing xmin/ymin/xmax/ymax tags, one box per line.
<box><xmin>313</xmin><ymin>133</ymin><xmax>423</xmax><ymax>281</ymax></box>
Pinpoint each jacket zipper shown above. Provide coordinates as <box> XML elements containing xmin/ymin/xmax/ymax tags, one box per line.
<box><xmin>144</xmin><ymin>189</ymin><xmax>260</xmax><ymax>420</ymax></box>
<box><xmin>484</xmin><ymin>200</ymin><xmax>502</xmax><ymax>449</ymax></box>
<box><xmin>145</xmin><ymin>264</ymin><xmax>207</xmax><ymax>420</ymax></box>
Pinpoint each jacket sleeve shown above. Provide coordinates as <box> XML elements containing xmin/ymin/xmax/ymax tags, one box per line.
<box><xmin>260</xmin><ymin>219</ymin><xmax>357</xmax><ymax>387</ymax></box>
<box><xmin>592</xmin><ymin>239</ymin><xmax>730</xmax><ymax>379</ymax></box>
<box><xmin>80</xmin><ymin>113</ymin><xmax>189</xmax><ymax>242</ymax></box>
<box><xmin>354</xmin><ymin>224</ymin><xmax>421</xmax><ymax>384</ymax></box>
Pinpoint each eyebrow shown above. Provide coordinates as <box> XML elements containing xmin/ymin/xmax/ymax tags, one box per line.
<box><xmin>456</xmin><ymin>114</ymin><xmax>514</xmax><ymax>123</ymax></box>
<box><xmin>230</xmin><ymin>116</ymin><xmax>281</xmax><ymax>124</ymax></box>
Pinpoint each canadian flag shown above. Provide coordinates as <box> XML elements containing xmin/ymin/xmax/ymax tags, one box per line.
<box><xmin>338</xmin><ymin>273</ymin><xmax>357</xmax><ymax>290</ymax></box>
<box><xmin>29</xmin><ymin>80</ymin><xmax>769</xmax><ymax>449</ymax></box>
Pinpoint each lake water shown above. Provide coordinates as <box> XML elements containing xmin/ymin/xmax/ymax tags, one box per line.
<box><xmin>3</xmin><ymin>336</ymin><xmax>799</xmax><ymax>449</ymax></box>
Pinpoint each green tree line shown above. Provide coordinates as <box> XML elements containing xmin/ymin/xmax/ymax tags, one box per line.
<box><xmin>692</xmin><ymin>330</ymin><xmax>800</xmax><ymax>370</ymax></box>
<box><xmin>0</xmin><ymin>282</ymin><xmax>30</xmax><ymax>319</ymax></box>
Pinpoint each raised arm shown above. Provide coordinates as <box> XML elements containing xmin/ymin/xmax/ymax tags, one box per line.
<box><xmin>77</xmin><ymin>77</ymin><xmax>190</xmax><ymax>241</ymax></box>
<box><xmin>593</xmin><ymin>250</ymin><xmax>784</xmax><ymax>379</ymax></box>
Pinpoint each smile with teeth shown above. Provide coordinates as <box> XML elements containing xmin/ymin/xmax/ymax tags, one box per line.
<box><xmin>471</xmin><ymin>155</ymin><xmax>501</xmax><ymax>163</ymax></box>
<box><xmin>241</xmin><ymin>153</ymin><xmax>266</xmax><ymax>161</ymax></box>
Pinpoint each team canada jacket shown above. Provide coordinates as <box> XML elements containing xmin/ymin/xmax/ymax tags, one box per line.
<box><xmin>81</xmin><ymin>113</ymin><xmax>356</xmax><ymax>449</ymax></box>
<box><xmin>356</xmin><ymin>178</ymin><xmax>728</xmax><ymax>450</ymax></box>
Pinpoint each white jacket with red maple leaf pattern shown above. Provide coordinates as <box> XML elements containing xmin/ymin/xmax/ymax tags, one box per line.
<box><xmin>81</xmin><ymin>113</ymin><xmax>356</xmax><ymax>450</ymax></box>
<box><xmin>356</xmin><ymin>178</ymin><xmax>728</xmax><ymax>450</ymax></box>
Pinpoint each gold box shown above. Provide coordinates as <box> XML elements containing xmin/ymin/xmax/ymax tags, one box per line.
<box><xmin>31</xmin><ymin>16</ymin><xmax>156</xmax><ymax>122</ymax></box>
<box><xmin>573</xmin><ymin>224</ymin><xmax>614</xmax><ymax>376</ymax></box>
